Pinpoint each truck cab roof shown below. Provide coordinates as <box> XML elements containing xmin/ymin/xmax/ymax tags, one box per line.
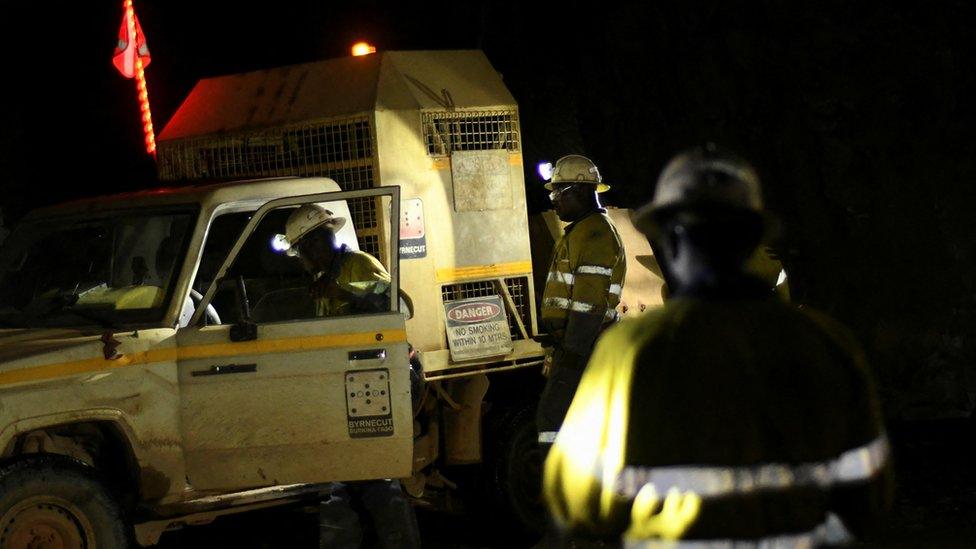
<box><xmin>27</xmin><ymin>177</ymin><xmax>342</xmax><ymax>220</ymax></box>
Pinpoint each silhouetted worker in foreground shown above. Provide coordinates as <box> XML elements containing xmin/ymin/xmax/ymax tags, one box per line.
<box><xmin>543</xmin><ymin>145</ymin><xmax>892</xmax><ymax>547</ymax></box>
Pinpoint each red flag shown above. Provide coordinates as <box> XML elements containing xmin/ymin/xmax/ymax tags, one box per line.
<box><xmin>112</xmin><ymin>7</ymin><xmax>151</xmax><ymax>79</ymax></box>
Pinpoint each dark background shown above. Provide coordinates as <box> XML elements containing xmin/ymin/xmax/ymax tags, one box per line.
<box><xmin>2</xmin><ymin>1</ymin><xmax>974</xmax><ymax>418</ymax></box>
<box><xmin>3</xmin><ymin>1</ymin><xmax>976</xmax><ymax>544</ymax></box>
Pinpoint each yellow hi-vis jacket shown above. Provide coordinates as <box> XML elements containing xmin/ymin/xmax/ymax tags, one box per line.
<box><xmin>315</xmin><ymin>247</ymin><xmax>391</xmax><ymax>317</ymax></box>
<box><xmin>544</xmin><ymin>297</ymin><xmax>892</xmax><ymax>545</ymax></box>
<box><xmin>541</xmin><ymin>210</ymin><xmax>625</xmax><ymax>351</ymax></box>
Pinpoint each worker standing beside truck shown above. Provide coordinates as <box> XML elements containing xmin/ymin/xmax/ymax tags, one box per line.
<box><xmin>284</xmin><ymin>204</ymin><xmax>421</xmax><ymax>549</ymax></box>
<box><xmin>536</xmin><ymin>155</ymin><xmax>626</xmax><ymax>457</ymax></box>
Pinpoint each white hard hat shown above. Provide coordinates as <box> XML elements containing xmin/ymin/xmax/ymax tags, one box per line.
<box><xmin>284</xmin><ymin>204</ymin><xmax>346</xmax><ymax>256</ymax></box>
<box><xmin>544</xmin><ymin>154</ymin><xmax>610</xmax><ymax>193</ymax></box>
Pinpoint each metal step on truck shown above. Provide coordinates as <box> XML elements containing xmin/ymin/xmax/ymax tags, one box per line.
<box><xmin>0</xmin><ymin>50</ymin><xmax>665</xmax><ymax>546</ymax></box>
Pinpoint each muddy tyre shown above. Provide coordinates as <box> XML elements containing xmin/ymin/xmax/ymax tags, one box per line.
<box><xmin>0</xmin><ymin>455</ymin><xmax>130</xmax><ymax>549</ymax></box>
<box><xmin>483</xmin><ymin>399</ymin><xmax>546</xmax><ymax>535</ymax></box>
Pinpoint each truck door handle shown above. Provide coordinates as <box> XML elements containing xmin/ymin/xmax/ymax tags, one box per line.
<box><xmin>348</xmin><ymin>349</ymin><xmax>386</xmax><ymax>361</ymax></box>
<box><xmin>191</xmin><ymin>363</ymin><xmax>257</xmax><ymax>377</ymax></box>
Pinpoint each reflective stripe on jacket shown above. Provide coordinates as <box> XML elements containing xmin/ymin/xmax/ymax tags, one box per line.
<box><xmin>543</xmin><ymin>297</ymin><xmax>892</xmax><ymax>545</ymax></box>
<box><xmin>541</xmin><ymin>210</ymin><xmax>626</xmax><ymax>334</ymax></box>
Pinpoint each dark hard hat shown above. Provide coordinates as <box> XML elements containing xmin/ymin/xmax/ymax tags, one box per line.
<box><xmin>634</xmin><ymin>145</ymin><xmax>764</xmax><ymax>235</ymax></box>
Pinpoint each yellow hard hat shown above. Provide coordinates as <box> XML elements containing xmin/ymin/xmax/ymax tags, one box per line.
<box><xmin>283</xmin><ymin>204</ymin><xmax>346</xmax><ymax>256</ymax></box>
<box><xmin>544</xmin><ymin>155</ymin><xmax>610</xmax><ymax>192</ymax></box>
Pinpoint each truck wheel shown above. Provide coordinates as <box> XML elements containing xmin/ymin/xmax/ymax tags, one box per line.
<box><xmin>0</xmin><ymin>455</ymin><xmax>130</xmax><ymax>549</ymax></box>
<box><xmin>484</xmin><ymin>400</ymin><xmax>546</xmax><ymax>535</ymax></box>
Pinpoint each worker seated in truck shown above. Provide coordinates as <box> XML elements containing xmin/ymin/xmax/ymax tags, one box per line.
<box><xmin>283</xmin><ymin>203</ymin><xmax>421</xmax><ymax>548</ymax></box>
<box><xmin>284</xmin><ymin>204</ymin><xmax>391</xmax><ymax>317</ymax></box>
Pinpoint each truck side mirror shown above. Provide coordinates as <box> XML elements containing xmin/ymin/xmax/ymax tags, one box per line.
<box><xmin>230</xmin><ymin>275</ymin><xmax>257</xmax><ymax>342</ymax></box>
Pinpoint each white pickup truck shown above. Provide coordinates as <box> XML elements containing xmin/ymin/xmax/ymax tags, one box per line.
<box><xmin>0</xmin><ymin>177</ymin><xmax>417</xmax><ymax>546</ymax></box>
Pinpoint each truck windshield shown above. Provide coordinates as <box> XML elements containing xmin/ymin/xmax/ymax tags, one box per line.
<box><xmin>0</xmin><ymin>209</ymin><xmax>196</xmax><ymax>328</ymax></box>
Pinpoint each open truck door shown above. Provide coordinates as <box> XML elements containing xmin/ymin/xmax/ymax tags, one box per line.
<box><xmin>175</xmin><ymin>186</ymin><xmax>412</xmax><ymax>491</ymax></box>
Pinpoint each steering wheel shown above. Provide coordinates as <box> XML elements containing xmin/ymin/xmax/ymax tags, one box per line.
<box><xmin>189</xmin><ymin>289</ymin><xmax>221</xmax><ymax>325</ymax></box>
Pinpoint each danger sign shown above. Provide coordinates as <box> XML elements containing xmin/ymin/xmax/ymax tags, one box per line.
<box><xmin>447</xmin><ymin>302</ymin><xmax>500</xmax><ymax>323</ymax></box>
<box><xmin>444</xmin><ymin>295</ymin><xmax>513</xmax><ymax>361</ymax></box>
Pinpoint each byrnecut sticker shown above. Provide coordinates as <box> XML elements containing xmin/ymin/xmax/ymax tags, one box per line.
<box><xmin>399</xmin><ymin>198</ymin><xmax>427</xmax><ymax>259</ymax></box>
<box><xmin>345</xmin><ymin>369</ymin><xmax>394</xmax><ymax>438</ymax></box>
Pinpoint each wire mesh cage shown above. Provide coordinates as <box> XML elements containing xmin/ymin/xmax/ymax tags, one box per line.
<box><xmin>422</xmin><ymin>110</ymin><xmax>521</xmax><ymax>157</ymax></box>
<box><xmin>157</xmin><ymin>116</ymin><xmax>381</xmax><ymax>255</ymax></box>
<box><xmin>158</xmin><ymin>117</ymin><xmax>374</xmax><ymax>181</ymax></box>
